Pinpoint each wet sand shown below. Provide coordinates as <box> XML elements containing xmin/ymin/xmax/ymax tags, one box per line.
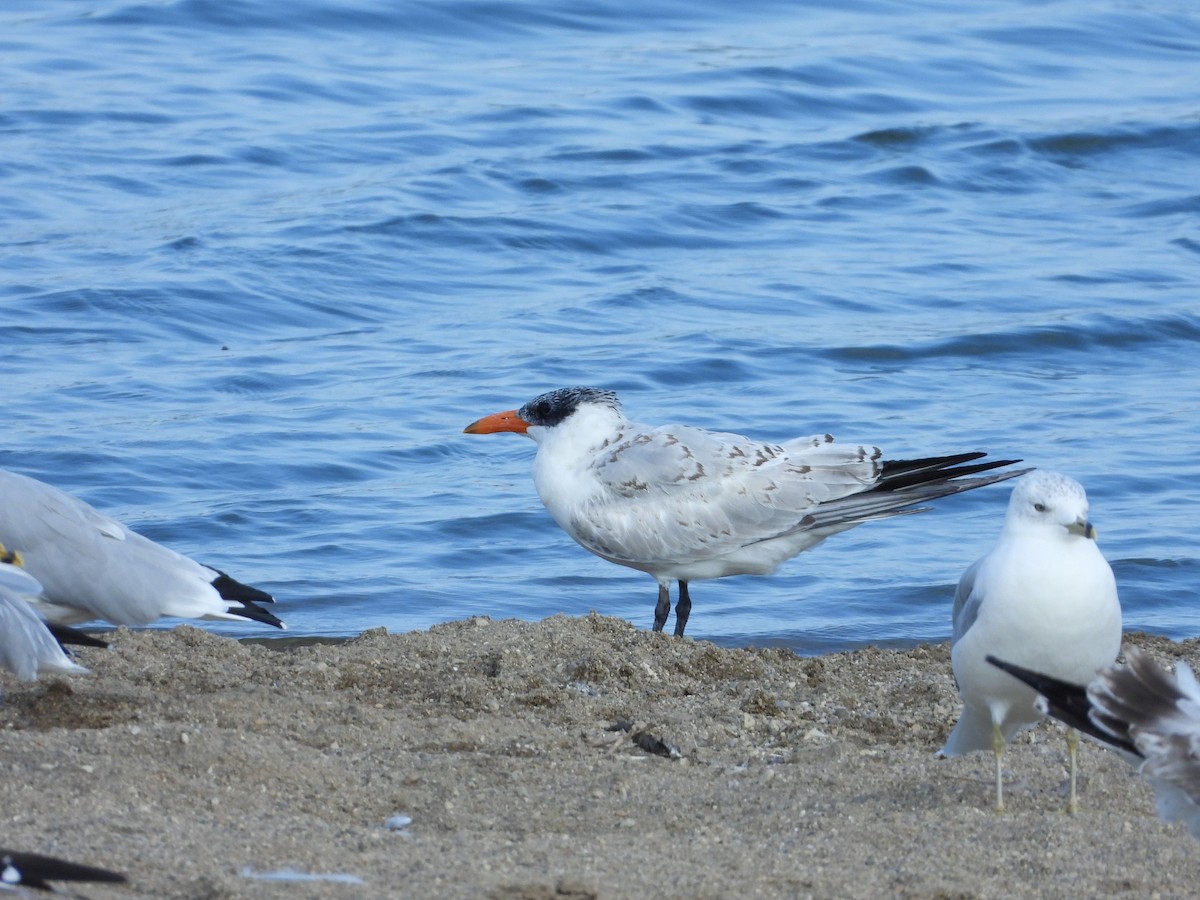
<box><xmin>2</xmin><ymin>616</ymin><xmax>1196</xmax><ymax>899</ymax></box>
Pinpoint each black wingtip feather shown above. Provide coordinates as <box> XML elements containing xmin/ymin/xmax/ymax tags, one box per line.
<box><xmin>208</xmin><ymin>570</ymin><xmax>285</xmax><ymax>629</ymax></box>
<box><xmin>986</xmin><ymin>655</ymin><xmax>1141</xmax><ymax>757</ymax></box>
<box><xmin>0</xmin><ymin>849</ymin><xmax>128</xmax><ymax>890</ymax></box>
<box><xmin>229</xmin><ymin>599</ymin><xmax>286</xmax><ymax>629</ymax></box>
<box><xmin>210</xmin><ymin>570</ymin><xmax>275</xmax><ymax>605</ymax></box>
<box><xmin>877</xmin><ymin>453</ymin><xmax>1025</xmax><ymax>494</ymax></box>
<box><xmin>879</xmin><ymin>451</ymin><xmax>987</xmax><ymax>477</ymax></box>
<box><xmin>46</xmin><ymin>622</ymin><xmax>110</xmax><ymax>650</ymax></box>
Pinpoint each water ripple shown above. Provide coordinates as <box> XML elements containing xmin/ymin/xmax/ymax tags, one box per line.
<box><xmin>4</xmin><ymin>0</ymin><xmax>1199</xmax><ymax>648</ymax></box>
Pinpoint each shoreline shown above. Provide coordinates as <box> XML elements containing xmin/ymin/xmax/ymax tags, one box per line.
<box><xmin>2</xmin><ymin>615</ymin><xmax>1196</xmax><ymax>899</ymax></box>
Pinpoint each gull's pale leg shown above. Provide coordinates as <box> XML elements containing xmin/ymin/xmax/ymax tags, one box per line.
<box><xmin>992</xmin><ymin>721</ymin><xmax>1006</xmax><ymax>813</ymax></box>
<box><xmin>1066</xmin><ymin>727</ymin><xmax>1080</xmax><ymax>814</ymax></box>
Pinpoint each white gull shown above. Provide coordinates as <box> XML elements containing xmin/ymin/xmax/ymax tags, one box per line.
<box><xmin>939</xmin><ymin>470</ymin><xmax>1122</xmax><ymax>812</ymax></box>
<box><xmin>0</xmin><ymin>469</ymin><xmax>283</xmax><ymax>630</ymax></box>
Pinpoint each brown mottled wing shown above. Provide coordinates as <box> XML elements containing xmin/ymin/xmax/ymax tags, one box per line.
<box><xmin>572</xmin><ymin>424</ymin><xmax>882</xmax><ymax>566</ymax></box>
<box><xmin>1089</xmin><ymin>646</ymin><xmax>1200</xmax><ymax>837</ymax></box>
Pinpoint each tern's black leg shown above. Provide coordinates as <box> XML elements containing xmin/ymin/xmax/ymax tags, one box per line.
<box><xmin>673</xmin><ymin>581</ymin><xmax>692</xmax><ymax>637</ymax></box>
<box><xmin>653</xmin><ymin>584</ymin><xmax>670</xmax><ymax>632</ymax></box>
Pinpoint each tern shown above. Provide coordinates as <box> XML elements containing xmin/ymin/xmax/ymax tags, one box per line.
<box><xmin>464</xmin><ymin>386</ymin><xmax>1026</xmax><ymax>636</ymax></box>
<box><xmin>0</xmin><ymin>469</ymin><xmax>283</xmax><ymax>630</ymax></box>
<box><xmin>0</xmin><ymin>848</ymin><xmax>127</xmax><ymax>893</ymax></box>
<box><xmin>989</xmin><ymin>647</ymin><xmax>1200</xmax><ymax>838</ymax></box>
<box><xmin>938</xmin><ymin>470</ymin><xmax>1122</xmax><ymax>812</ymax></box>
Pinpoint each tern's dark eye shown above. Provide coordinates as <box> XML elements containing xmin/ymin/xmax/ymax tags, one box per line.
<box><xmin>1033</xmin><ymin>502</ymin><xmax>1047</xmax><ymax>513</ymax></box>
<box><xmin>520</xmin><ymin>392</ymin><xmax>576</xmax><ymax>427</ymax></box>
<box><xmin>519</xmin><ymin>386</ymin><xmax>618</xmax><ymax>428</ymax></box>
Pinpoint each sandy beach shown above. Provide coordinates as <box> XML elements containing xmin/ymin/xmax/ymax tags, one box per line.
<box><xmin>2</xmin><ymin>616</ymin><xmax>1196</xmax><ymax>899</ymax></box>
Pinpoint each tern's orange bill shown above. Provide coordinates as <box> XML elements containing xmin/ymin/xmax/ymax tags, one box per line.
<box><xmin>463</xmin><ymin>409</ymin><xmax>530</xmax><ymax>434</ymax></box>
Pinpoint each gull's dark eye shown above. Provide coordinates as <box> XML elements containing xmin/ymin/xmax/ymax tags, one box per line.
<box><xmin>1033</xmin><ymin>502</ymin><xmax>1047</xmax><ymax>513</ymax></box>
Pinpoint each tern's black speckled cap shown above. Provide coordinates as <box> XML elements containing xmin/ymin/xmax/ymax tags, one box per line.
<box><xmin>519</xmin><ymin>386</ymin><xmax>620</xmax><ymax>428</ymax></box>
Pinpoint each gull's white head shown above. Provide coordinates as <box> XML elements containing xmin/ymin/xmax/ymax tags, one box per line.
<box><xmin>1006</xmin><ymin>469</ymin><xmax>1095</xmax><ymax>539</ymax></box>
<box><xmin>465</xmin><ymin>387</ymin><xmax>624</xmax><ymax>445</ymax></box>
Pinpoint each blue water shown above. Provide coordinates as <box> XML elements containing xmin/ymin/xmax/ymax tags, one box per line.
<box><xmin>3</xmin><ymin>0</ymin><xmax>1199</xmax><ymax>653</ymax></box>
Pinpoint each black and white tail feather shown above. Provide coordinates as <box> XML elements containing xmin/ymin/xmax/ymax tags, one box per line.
<box><xmin>1</xmin><ymin>848</ymin><xmax>127</xmax><ymax>893</ymax></box>
<box><xmin>989</xmin><ymin>647</ymin><xmax>1200</xmax><ymax>838</ymax></box>
<box><xmin>788</xmin><ymin>452</ymin><xmax>1029</xmax><ymax>535</ymax></box>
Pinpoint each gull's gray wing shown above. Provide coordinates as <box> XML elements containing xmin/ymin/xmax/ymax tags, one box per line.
<box><xmin>950</xmin><ymin>557</ymin><xmax>985</xmax><ymax>646</ymax></box>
